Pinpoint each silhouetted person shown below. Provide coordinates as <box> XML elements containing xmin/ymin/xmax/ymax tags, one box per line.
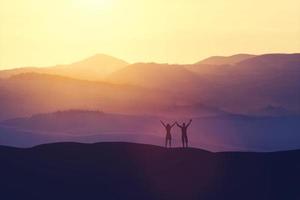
<box><xmin>160</xmin><ymin>121</ymin><xmax>175</xmax><ymax>148</ymax></box>
<box><xmin>176</xmin><ymin>119</ymin><xmax>192</xmax><ymax>148</ymax></box>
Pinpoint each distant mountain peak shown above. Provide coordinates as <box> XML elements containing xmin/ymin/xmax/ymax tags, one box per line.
<box><xmin>71</xmin><ymin>54</ymin><xmax>129</xmax><ymax>66</ymax></box>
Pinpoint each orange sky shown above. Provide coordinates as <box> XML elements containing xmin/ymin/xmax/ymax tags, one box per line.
<box><xmin>0</xmin><ymin>0</ymin><xmax>300</xmax><ymax>69</ymax></box>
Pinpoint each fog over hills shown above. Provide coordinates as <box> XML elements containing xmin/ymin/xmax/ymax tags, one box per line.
<box><xmin>0</xmin><ymin>73</ymin><xmax>176</xmax><ymax>120</ymax></box>
<box><xmin>1</xmin><ymin>110</ymin><xmax>300</xmax><ymax>152</ymax></box>
<box><xmin>186</xmin><ymin>53</ymin><xmax>300</xmax><ymax>115</ymax></box>
<box><xmin>107</xmin><ymin>63</ymin><xmax>202</xmax><ymax>91</ymax></box>
<box><xmin>0</xmin><ymin>53</ymin><xmax>299</xmax><ymax>118</ymax></box>
<box><xmin>0</xmin><ymin>53</ymin><xmax>299</xmax><ymax>151</ymax></box>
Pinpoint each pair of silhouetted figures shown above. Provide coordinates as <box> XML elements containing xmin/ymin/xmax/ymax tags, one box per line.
<box><xmin>160</xmin><ymin>119</ymin><xmax>192</xmax><ymax>148</ymax></box>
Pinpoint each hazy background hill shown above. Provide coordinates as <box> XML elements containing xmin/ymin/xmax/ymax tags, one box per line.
<box><xmin>0</xmin><ymin>54</ymin><xmax>300</xmax><ymax>116</ymax></box>
<box><xmin>186</xmin><ymin>53</ymin><xmax>300</xmax><ymax>115</ymax></box>
<box><xmin>0</xmin><ymin>53</ymin><xmax>299</xmax><ymax>151</ymax></box>
<box><xmin>0</xmin><ymin>54</ymin><xmax>129</xmax><ymax>81</ymax></box>
<box><xmin>196</xmin><ymin>54</ymin><xmax>256</xmax><ymax>65</ymax></box>
<box><xmin>0</xmin><ymin>72</ymin><xmax>226</xmax><ymax>120</ymax></box>
<box><xmin>107</xmin><ymin>63</ymin><xmax>201</xmax><ymax>89</ymax></box>
<box><xmin>106</xmin><ymin>53</ymin><xmax>300</xmax><ymax>115</ymax></box>
<box><xmin>0</xmin><ymin>73</ymin><xmax>177</xmax><ymax>120</ymax></box>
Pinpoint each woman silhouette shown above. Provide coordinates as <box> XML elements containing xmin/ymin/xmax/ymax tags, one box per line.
<box><xmin>160</xmin><ymin>121</ymin><xmax>175</xmax><ymax>148</ymax></box>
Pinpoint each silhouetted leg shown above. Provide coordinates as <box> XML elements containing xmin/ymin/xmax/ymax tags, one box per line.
<box><xmin>182</xmin><ymin>136</ymin><xmax>185</xmax><ymax>148</ymax></box>
<box><xmin>186</xmin><ymin>136</ymin><xmax>188</xmax><ymax>148</ymax></box>
<box><xmin>169</xmin><ymin>139</ymin><xmax>171</xmax><ymax>148</ymax></box>
<box><xmin>165</xmin><ymin>138</ymin><xmax>168</xmax><ymax>148</ymax></box>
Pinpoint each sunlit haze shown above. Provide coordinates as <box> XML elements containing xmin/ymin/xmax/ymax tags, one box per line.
<box><xmin>0</xmin><ymin>0</ymin><xmax>299</xmax><ymax>69</ymax></box>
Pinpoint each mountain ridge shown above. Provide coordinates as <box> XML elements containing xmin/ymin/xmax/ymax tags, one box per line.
<box><xmin>0</xmin><ymin>53</ymin><xmax>300</xmax><ymax>120</ymax></box>
<box><xmin>196</xmin><ymin>54</ymin><xmax>256</xmax><ymax>65</ymax></box>
<box><xmin>0</xmin><ymin>54</ymin><xmax>129</xmax><ymax>81</ymax></box>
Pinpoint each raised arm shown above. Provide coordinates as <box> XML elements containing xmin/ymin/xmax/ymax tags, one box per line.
<box><xmin>186</xmin><ymin>119</ymin><xmax>192</xmax><ymax>127</ymax></box>
<box><xmin>160</xmin><ymin>120</ymin><xmax>166</xmax><ymax>128</ymax></box>
<box><xmin>176</xmin><ymin>122</ymin><xmax>183</xmax><ymax>128</ymax></box>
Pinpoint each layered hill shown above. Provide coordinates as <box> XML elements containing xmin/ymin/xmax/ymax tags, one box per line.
<box><xmin>196</xmin><ymin>54</ymin><xmax>256</xmax><ymax>65</ymax></box>
<box><xmin>0</xmin><ymin>53</ymin><xmax>299</xmax><ymax>119</ymax></box>
<box><xmin>0</xmin><ymin>54</ymin><xmax>129</xmax><ymax>81</ymax></box>
<box><xmin>0</xmin><ymin>142</ymin><xmax>299</xmax><ymax>200</ymax></box>
<box><xmin>107</xmin><ymin>62</ymin><xmax>202</xmax><ymax>91</ymax></box>
<box><xmin>186</xmin><ymin>53</ymin><xmax>300</xmax><ymax>115</ymax></box>
<box><xmin>0</xmin><ymin>73</ymin><xmax>174</xmax><ymax>120</ymax></box>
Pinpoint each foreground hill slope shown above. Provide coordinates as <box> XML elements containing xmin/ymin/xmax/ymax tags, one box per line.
<box><xmin>0</xmin><ymin>142</ymin><xmax>299</xmax><ymax>200</ymax></box>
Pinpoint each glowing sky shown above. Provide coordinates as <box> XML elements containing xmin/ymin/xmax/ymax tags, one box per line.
<box><xmin>0</xmin><ymin>0</ymin><xmax>299</xmax><ymax>68</ymax></box>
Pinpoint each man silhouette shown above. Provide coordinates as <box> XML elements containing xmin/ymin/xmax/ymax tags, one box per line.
<box><xmin>160</xmin><ymin>121</ymin><xmax>175</xmax><ymax>148</ymax></box>
<box><xmin>176</xmin><ymin>119</ymin><xmax>192</xmax><ymax>148</ymax></box>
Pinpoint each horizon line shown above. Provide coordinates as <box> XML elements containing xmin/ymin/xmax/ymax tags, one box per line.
<box><xmin>1</xmin><ymin>52</ymin><xmax>300</xmax><ymax>70</ymax></box>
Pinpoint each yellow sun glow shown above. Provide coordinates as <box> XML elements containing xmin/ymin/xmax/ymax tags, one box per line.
<box><xmin>0</xmin><ymin>0</ymin><xmax>300</xmax><ymax>68</ymax></box>
<box><xmin>73</xmin><ymin>0</ymin><xmax>114</xmax><ymax>10</ymax></box>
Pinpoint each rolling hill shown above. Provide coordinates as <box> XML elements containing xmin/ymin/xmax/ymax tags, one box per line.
<box><xmin>0</xmin><ymin>142</ymin><xmax>299</xmax><ymax>200</ymax></box>
<box><xmin>186</xmin><ymin>53</ymin><xmax>300</xmax><ymax>115</ymax></box>
<box><xmin>0</xmin><ymin>73</ymin><xmax>174</xmax><ymax>120</ymax></box>
<box><xmin>107</xmin><ymin>62</ymin><xmax>202</xmax><ymax>90</ymax></box>
<box><xmin>0</xmin><ymin>53</ymin><xmax>299</xmax><ymax>120</ymax></box>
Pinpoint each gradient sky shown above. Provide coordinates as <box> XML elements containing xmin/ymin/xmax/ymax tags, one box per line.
<box><xmin>0</xmin><ymin>0</ymin><xmax>300</xmax><ymax>69</ymax></box>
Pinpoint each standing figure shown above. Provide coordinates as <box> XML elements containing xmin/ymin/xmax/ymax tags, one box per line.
<box><xmin>176</xmin><ymin>119</ymin><xmax>192</xmax><ymax>148</ymax></box>
<box><xmin>160</xmin><ymin>121</ymin><xmax>175</xmax><ymax>148</ymax></box>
